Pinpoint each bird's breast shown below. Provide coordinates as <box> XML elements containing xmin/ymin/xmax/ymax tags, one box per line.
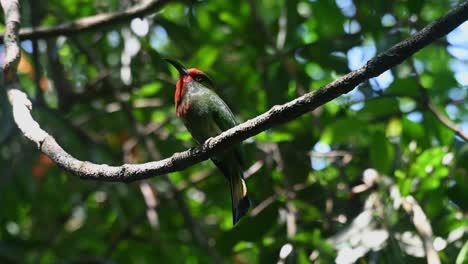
<box><xmin>176</xmin><ymin>99</ymin><xmax>190</xmax><ymax>117</ymax></box>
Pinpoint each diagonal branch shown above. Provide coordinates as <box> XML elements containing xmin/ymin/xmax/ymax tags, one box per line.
<box><xmin>3</xmin><ymin>1</ymin><xmax>468</xmax><ymax>182</ymax></box>
<box><xmin>401</xmin><ymin>196</ymin><xmax>440</xmax><ymax>264</ymax></box>
<box><xmin>0</xmin><ymin>0</ymin><xmax>170</xmax><ymax>44</ymax></box>
<box><xmin>426</xmin><ymin>101</ymin><xmax>468</xmax><ymax>141</ymax></box>
<box><xmin>409</xmin><ymin>59</ymin><xmax>468</xmax><ymax>141</ymax></box>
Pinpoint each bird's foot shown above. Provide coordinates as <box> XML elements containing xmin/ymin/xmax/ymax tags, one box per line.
<box><xmin>204</xmin><ymin>137</ymin><xmax>215</xmax><ymax>148</ymax></box>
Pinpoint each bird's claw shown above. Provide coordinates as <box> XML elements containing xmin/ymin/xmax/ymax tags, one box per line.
<box><xmin>204</xmin><ymin>137</ymin><xmax>215</xmax><ymax>147</ymax></box>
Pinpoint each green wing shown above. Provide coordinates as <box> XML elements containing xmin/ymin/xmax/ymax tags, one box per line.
<box><xmin>210</xmin><ymin>94</ymin><xmax>246</xmax><ymax>167</ymax></box>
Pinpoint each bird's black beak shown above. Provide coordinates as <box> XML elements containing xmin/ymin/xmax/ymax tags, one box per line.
<box><xmin>165</xmin><ymin>58</ymin><xmax>189</xmax><ymax>76</ymax></box>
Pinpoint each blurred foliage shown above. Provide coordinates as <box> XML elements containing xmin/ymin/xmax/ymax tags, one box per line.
<box><xmin>1</xmin><ymin>0</ymin><xmax>467</xmax><ymax>263</ymax></box>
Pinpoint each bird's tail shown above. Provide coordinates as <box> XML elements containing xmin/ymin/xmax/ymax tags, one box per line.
<box><xmin>214</xmin><ymin>159</ymin><xmax>251</xmax><ymax>225</ymax></box>
<box><xmin>229</xmin><ymin>170</ymin><xmax>250</xmax><ymax>225</ymax></box>
<box><xmin>229</xmin><ymin>168</ymin><xmax>251</xmax><ymax>225</ymax></box>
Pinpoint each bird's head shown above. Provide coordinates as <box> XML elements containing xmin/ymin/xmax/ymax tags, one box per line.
<box><xmin>165</xmin><ymin>59</ymin><xmax>214</xmax><ymax>109</ymax></box>
<box><xmin>165</xmin><ymin>59</ymin><xmax>214</xmax><ymax>90</ymax></box>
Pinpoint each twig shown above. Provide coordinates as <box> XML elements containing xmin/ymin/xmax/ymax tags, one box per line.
<box><xmin>45</xmin><ymin>39</ymin><xmax>74</xmax><ymax>111</ymax></box>
<box><xmin>410</xmin><ymin>60</ymin><xmax>468</xmax><ymax>141</ymax></box>
<box><xmin>0</xmin><ymin>0</ymin><xmax>171</xmax><ymax>43</ymax></box>
<box><xmin>276</xmin><ymin>8</ymin><xmax>287</xmax><ymax>50</ymax></box>
<box><xmin>250</xmin><ymin>195</ymin><xmax>276</xmax><ymax>216</ymax></box>
<box><xmin>243</xmin><ymin>159</ymin><xmax>264</xmax><ymax>179</ymax></box>
<box><xmin>427</xmin><ymin>101</ymin><xmax>468</xmax><ymax>141</ymax></box>
<box><xmin>3</xmin><ymin>1</ymin><xmax>468</xmax><ymax>182</ymax></box>
<box><xmin>176</xmin><ymin>169</ymin><xmax>214</xmax><ymax>190</ymax></box>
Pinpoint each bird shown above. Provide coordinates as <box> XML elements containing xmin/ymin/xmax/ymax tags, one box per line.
<box><xmin>165</xmin><ymin>59</ymin><xmax>251</xmax><ymax>225</ymax></box>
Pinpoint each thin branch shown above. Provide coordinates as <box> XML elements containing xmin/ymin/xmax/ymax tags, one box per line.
<box><xmin>0</xmin><ymin>0</ymin><xmax>171</xmax><ymax>43</ymax></box>
<box><xmin>427</xmin><ymin>101</ymin><xmax>468</xmax><ymax>141</ymax></box>
<box><xmin>409</xmin><ymin>60</ymin><xmax>468</xmax><ymax>141</ymax></box>
<box><xmin>3</xmin><ymin>1</ymin><xmax>468</xmax><ymax>182</ymax></box>
<box><xmin>45</xmin><ymin>39</ymin><xmax>73</xmax><ymax>111</ymax></box>
<box><xmin>176</xmin><ymin>169</ymin><xmax>214</xmax><ymax>190</ymax></box>
<box><xmin>401</xmin><ymin>196</ymin><xmax>441</xmax><ymax>264</ymax></box>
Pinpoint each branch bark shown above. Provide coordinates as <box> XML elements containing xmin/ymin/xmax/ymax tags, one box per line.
<box><xmin>0</xmin><ymin>0</ymin><xmax>170</xmax><ymax>44</ymax></box>
<box><xmin>401</xmin><ymin>196</ymin><xmax>441</xmax><ymax>264</ymax></box>
<box><xmin>3</xmin><ymin>1</ymin><xmax>468</xmax><ymax>182</ymax></box>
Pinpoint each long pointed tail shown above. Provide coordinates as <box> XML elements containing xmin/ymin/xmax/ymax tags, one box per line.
<box><xmin>229</xmin><ymin>170</ymin><xmax>251</xmax><ymax>225</ymax></box>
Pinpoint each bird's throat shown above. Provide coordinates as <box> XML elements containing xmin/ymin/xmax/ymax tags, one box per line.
<box><xmin>175</xmin><ymin>75</ymin><xmax>193</xmax><ymax>115</ymax></box>
<box><xmin>175</xmin><ymin>75</ymin><xmax>192</xmax><ymax>109</ymax></box>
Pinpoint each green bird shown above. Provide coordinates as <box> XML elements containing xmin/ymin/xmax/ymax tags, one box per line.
<box><xmin>165</xmin><ymin>59</ymin><xmax>251</xmax><ymax>225</ymax></box>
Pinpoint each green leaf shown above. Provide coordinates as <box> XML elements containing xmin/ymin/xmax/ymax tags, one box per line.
<box><xmin>386</xmin><ymin>117</ymin><xmax>402</xmax><ymax>138</ymax></box>
<box><xmin>320</xmin><ymin>117</ymin><xmax>367</xmax><ymax>144</ymax></box>
<box><xmin>176</xmin><ymin>131</ymin><xmax>192</xmax><ymax>141</ymax></box>
<box><xmin>456</xmin><ymin>240</ymin><xmax>468</xmax><ymax>264</ymax></box>
<box><xmin>449</xmin><ymin>174</ymin><xmax>468</xmax><ymax>211</ymax></box>
<box><xmin>424</xmin><ymin>110</ymin><xmax>454</xmax><ymax>145</ymax></box>
<box><xmin>137</xmin><ymin>82</ymin><xmax>162</xmax><ymax>97</ymax></box>
<box><xmin>191</xmin><ymin>46</ymin><xmax>219</xmax><ymax>70</ymax></box>
<box><xmin>385</xmin><ymin>78</ymin><xmax>420</xmax><ymax>97</ymax></box>
<box><xmin>399</xmin><ymin>178</ymin><xmax>413</xmax><ymax>196</ymax></box>
<box><xmin>370</xmin><ymin>131</ymin><xmax>394</xmax><ymax>174</ymax></box>
<box><xmin>358</xmin><ymin>98</ymin><xmax>400</xmax><ymax>119</ymax></box>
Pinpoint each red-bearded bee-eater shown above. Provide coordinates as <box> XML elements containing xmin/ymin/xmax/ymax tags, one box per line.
<box><xmin>165</xmin><ymin>59</ymin><xmax>251</xmax><ymax>225</ymax></box>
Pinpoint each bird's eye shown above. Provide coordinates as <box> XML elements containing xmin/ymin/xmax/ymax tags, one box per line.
<box><xmin>195</xmin><ymin>75</ymin><xmax>203</xmax><ymax>82</ymax></box>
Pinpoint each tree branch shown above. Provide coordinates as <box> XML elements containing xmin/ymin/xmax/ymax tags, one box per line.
<box><xmin>410</xmin><ymin>58</ymin><xmax>468</xmax><ymax>141</ymax></box>
<box><xmin>427</xmin><ymin>101</ymin><xmax>468</xmax><ymax>141</ymax></box>
<box><xmin>3</xmin><ymin>1</ymin><xmax>468</xmax><ymax>182</ymax></box>
<box><xmin>0</xmin><ymin>0</ymin><xmax>170</xmax><ymax>44</ymax></box>
<box><xmin>401</xmin><ymin>196</ymin><xmax>441</xmax><ymax>264</ymax></box>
